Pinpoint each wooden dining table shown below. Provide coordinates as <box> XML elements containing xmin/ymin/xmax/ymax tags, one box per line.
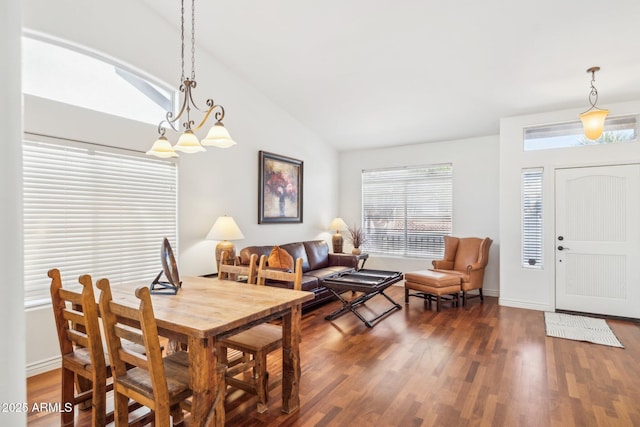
<box><xmin>107</xmin><ymin>275</ymin><xmax>314</xmax><ymax>426</ymax></box>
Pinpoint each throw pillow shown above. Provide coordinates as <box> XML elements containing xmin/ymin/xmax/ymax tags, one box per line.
<box><xmin>268</xmin><ymin>246</ymin><xmax>294</xmax><ymax>270</ymax></box>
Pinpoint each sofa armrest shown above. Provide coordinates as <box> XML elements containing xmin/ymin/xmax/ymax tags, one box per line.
<box><xmin>328</xmin><ymin>253</ymin><xmax>361</xmax><ymax>269</ymax></box>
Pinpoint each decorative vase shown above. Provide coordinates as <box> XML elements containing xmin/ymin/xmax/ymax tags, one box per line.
<box><xmin>352</xmin><ymin>248</ymin><xmax>362</xmax><ymax>255</ymax></box>
<box><xmin>279</xmin><ymin>194</ymin><xmax>286</xmax><ymax>216</ymax></box>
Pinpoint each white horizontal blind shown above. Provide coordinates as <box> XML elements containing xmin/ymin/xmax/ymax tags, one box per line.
<box><xmin>522</xmin><ymin>169</ymin><xmax>543</xmax><ymax>268</ymax></box>
<box><xmin>23</xmin><ymin>137</ymin><xmax>178</xmax><ymax>307</ymax></box>
<box><xmin>362</xmin><ymin>164</ymin><xmax>452</xmax><ymax>258</ymax></box>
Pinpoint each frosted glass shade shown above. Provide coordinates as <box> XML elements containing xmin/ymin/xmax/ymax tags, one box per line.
<box><xmin>580</xmin><ymin>108</ymin><xmax>609</xmax><ymax>140</ymax></box>
<box><xmin>146</xmin><ymin>136</ymin><xmax>178</xmax><ymax>158</ymax></box>
<box><xmin>202</xmin><ymin>121</ymin><xmax>236</xmax><ymax>148</ymax></box>
<box><xmin>174</xmin><ymin>130</ymin><xmax>206</xmax><ymax>153</ymax></box>
<box><xmin>206</xmin><ymin>216</ymin><xmax>245</xmax><ymax>241</ymax></box>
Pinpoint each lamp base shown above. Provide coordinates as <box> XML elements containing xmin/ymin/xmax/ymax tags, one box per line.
<box><xmin>215</xmin><ymin>240</ymin><xmax>236</xmax><ymax>273</ymax></box>
<box><xmin>332</xmin><ymin>233</ymin><xmax>344</xmax><ymax>253</ymax></box>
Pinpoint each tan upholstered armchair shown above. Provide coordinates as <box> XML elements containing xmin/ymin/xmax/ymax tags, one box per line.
<box><xmin>431</xmin><ymin>236</ymin><xmax>492</xmax><ymax>305</ymax></box>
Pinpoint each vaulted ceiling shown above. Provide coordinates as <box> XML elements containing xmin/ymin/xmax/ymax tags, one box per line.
<box><xmin>141</xmin><ymin>0</ymin><xmax>640</xmax><ymax>151</ymax></box>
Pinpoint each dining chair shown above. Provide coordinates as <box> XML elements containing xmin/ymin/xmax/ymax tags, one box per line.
<box><xmin>97</xmin><ymin>278</ymin><xmax>208</xmax><ymax>426</ymax></box>
<box><xmin>218</xmin><ymin>254</ymin><xmax>303</xmax><ymax>413</ymax></box>
<box><xmin>49</xmin><ymin>268</ymin><xmax>113</xmax><ymax>426</ymax></box>
<box><xmin>218</xmin><ymin>251</ymin><xmax>258</xmax><ymax>283</ymax></box>
<box><xmin>49</xmin><ymin>269</ymin><xmax>149</xmax><ymax>426</ymax></box>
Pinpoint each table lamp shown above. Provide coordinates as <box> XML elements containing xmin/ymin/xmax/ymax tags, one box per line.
<box><xmin>328</xmin><ymin>217</ymin><xmax>348</xmax><ymax>253</ymax></box>
<box><xmin>207</xmin><ymin>215</ymin><xmax>245</xmax><ymax>273</ymax></box>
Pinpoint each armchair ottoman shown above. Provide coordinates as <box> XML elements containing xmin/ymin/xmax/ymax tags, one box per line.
<box><xmin>404</xmin><ymin>270</ymin><xmax>461</xmax><ymax>312</ymax></box>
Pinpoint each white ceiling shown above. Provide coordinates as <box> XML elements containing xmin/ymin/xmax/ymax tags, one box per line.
<box><xmin>141</xmin><ymin>0</ymin><xmax>640</xmax><ymax>151</ymax></box>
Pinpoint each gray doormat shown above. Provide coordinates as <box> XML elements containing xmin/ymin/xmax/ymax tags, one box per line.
<box><xmin>544</xmin><ymin>312</ymin><xmax>624</xmax><ymax>348</ymax></box>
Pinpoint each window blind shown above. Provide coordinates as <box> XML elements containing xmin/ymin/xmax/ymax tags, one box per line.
<box><xmin>23</xmin><ymin>136</ymin><xmax>178</xmax><ymax>307</ymax></box>
<box><xmin>522</xmin><ymin>169</ymin><xmax>543</xmax><ymax>268</ymax></box>
<box><xmin>362</xmin><ymin>164</ymin><xmax>452</xmax><ymax>258</ymax></box>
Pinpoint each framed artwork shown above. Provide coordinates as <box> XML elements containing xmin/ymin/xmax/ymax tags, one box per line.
<box><xmin>258</xmin><ymin>151</ymin><xmax>303</xmax><ymax>223</ymax></box>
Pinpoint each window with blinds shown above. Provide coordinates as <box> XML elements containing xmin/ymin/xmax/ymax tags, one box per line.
<box><xmin>23</xmin><ymin>136</ymin><xmax>178</xmax><ymax>307</ymax></box>
<box><xmin>522</xmin><ymin>169</ymin><xmax>543</xmax><ymax>268</ymax></box>
<box><xmin>362</xmin><ymin>164</ymin><xmax>452</xmax><ymax>258</ymax></box>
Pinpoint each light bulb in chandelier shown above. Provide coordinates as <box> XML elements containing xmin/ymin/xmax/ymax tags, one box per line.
<box><xmin>147</xmin><ymin>135</ymin><xmax>178</xmax><ymax>158</ymax></box>
<box><xmin>202</xmin><ymin>121</ymin><xmax>237</xmax><ymax>148</ymax></box>
<box><xmin>174</xmin><ymin>130</ymin><xmax>206</xmax><ymax>153</ymax></box>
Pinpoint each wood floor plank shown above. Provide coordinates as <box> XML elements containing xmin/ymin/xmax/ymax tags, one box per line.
<box><xmin>27</xmin><ymin>286</ymin><xmax>640</xmax><ymax>426</ymax></box>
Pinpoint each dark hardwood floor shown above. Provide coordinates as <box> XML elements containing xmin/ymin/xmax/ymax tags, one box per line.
<box><xmin>27</xmin><ymin>286</ymin><xmax>640</xmax><ymax>426</ymax></box>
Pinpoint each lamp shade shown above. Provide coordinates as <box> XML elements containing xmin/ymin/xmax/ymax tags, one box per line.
<box><xmin>202</xmin><ymin>121</ymin><xmax>237</xmax><ymax>148</ymax></box>
<box><xmin>580</xmin><ymin>108</ymin><xmax>609</xmax><ymax>140</ymax></box>
<box><xmin>329</xmin><ymin>217</ymin><xmax>348</xmax><ymax>231</ymax></box>
<box><xmin>174</xmin><ymin>130</ymin><xmax>206</xmax><ymax>153</ymax></box>
<box><xmin>207</xmin><ymin>216</ymin><xmax>245</xmax><ymax>241</ymax></box>
<box><xmin>146</xmin><ymin>136</ymin><xmax>178</xmax><ymax>158</ymax></box>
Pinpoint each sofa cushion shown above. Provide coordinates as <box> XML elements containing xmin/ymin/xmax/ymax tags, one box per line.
<box><xmin>266</xmin><ymin>275</ymin><xmax>319</xmax><ymax>293</ymax></box>
<box><xmin>268</xmin><ymin>245</ymin><xmax>294</xmax><ymax>270</ymax></box>
<box><xmin>239</xmin><ymin>246</ymin><xmax>272</xmax><ymax>266</ymax></box>
<box><xmin>280</xmin><ymin>242</ymin><xmax>311</xmax><ymax>272</ymax></box>
<box><xmin>304</xmin><ymin>241</ymin><xmax>330</xmax><ymax>270</ymax></box>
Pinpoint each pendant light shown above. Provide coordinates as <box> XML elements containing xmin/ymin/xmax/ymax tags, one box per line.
<box><xmin>579</xmin><ymin>66</ymin><xmax>609</xmax><ymax>140</ymax></box>
<box><xmin>147</xmin><ymin>0</ymin><xmax>236</xmax><ymax>158</ymax></box>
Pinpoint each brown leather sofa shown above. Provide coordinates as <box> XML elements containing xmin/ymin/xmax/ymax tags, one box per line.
<box><xmin>237</xmin><ymin>240</ymin><xmax>362</xmax><ymax>310</ymax></box>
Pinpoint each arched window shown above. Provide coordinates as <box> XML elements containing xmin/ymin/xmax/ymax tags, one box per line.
<box><xmin>22</xmin><ymin>34</ymin><xmax>175</xmax><ymax>126</ymax></box>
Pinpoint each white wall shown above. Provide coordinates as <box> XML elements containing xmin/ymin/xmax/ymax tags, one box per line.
<box><xmin>499</xmin><ymin>100</ymin><xmax>640</xmax><ymax>311</ymax></box>
<box><xmin>23</xmin><ymin>0</ymin><xmax>339</xmax><ymax>375</ymax></box>
<box><xmin>338</xmin><ymin>136</ymin><xmax>500</xmax><ymax>296</ymax></box>
<box><xmin>0</xmin><ymin>0</ymin><xmax>26</xmax><ymax>423</ymax></box>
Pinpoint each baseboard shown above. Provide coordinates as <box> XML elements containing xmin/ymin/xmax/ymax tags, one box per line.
<box><xmin>393</xmin><ymin>282</ymin><xmax>500</xmax><ymax>298</ymax></box>
<box><xmin>499</xmin><ymin>298</ymin><xmax>553</xmax><ymax>312</ymax></box>
<box><xmin>27</xmin><ymin>356</ymin><xmax>61</xmax><ymax>378</ymax></box>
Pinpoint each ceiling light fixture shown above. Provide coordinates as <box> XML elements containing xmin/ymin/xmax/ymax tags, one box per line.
<box><xmin>147</xmin><ymin>0</ymin><xmax>235</xmax><ymax>158</ymax></box>
<box><xmin>579</xmin><ymin>66</ymin><xmax>609</xmax><ymax>141</ymax></box>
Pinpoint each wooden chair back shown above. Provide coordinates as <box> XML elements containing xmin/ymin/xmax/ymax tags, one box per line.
<box><xmin>97</xmin><ymin>278</ymin><xmax>192</xmax><ymax>424</ymax></box>
<box><xmin>48</xmin><ymin>268</ymin><xmax>108</xmax><ymax>425</ymax></box>
<box><xmin>50</xmin><ymin>269</ymin><xmax>105</xmax><ymax>372</ymax></box>
<box><xmin>219</xmin><ymin>251</ymin><xmax>258</xmax><ymax>284</ymax></box>
<box><xmin>256</xmin><ymin>255</ymin><xmax>303</xmax><ymax>290</ymax></box>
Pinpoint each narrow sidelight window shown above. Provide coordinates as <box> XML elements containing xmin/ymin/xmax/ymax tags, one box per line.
<box><xmin>522</xmin><ymin>169</ymin><xmax>543</xmax><ymax>268</ymax></box>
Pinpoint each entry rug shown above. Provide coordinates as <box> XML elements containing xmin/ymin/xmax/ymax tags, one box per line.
<box><xmin>544</xmin><ymin>312</ymin><xmax>624</xmax><ymax>348</ymax></box>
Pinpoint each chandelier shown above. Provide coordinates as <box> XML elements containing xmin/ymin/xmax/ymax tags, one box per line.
<box><xmin>579</xmin><ymin>66</ymin><xmax>609</xmax><ymax>141</ymax></box>
<box><xmin>147</xmin><ymin>0</ymin><xmax>235</xmax><ymax>158</ymax></box>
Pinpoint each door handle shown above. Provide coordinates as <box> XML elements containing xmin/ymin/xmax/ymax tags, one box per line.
<box><xmin>557</xmin><ymin>246</ymin><xmax>570</xmax><ymax>251</ymax></box>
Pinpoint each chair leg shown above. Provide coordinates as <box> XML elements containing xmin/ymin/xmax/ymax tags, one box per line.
<box><xmin>255</xmin><ymin>351</ymin><xmax>269</xmax><ymax>413</ymax></box>
<box><xmin>114</xmin><ymin>391</ymin><xmax>130</xmax><ymax>427</ymax></box>
<box><xmin>462</xmin><ymin>291</ymin><xmax>467</xmax><ymax>306</ymax></box>
<box><xmin>61</xmin><ymin>368</ymin><xmax>75</xmax><ymax>427</ymax></box>
<box><xmin>479</xmin><ymin>288</ymin><xmax>484</xmax><ymax>302</ymax></box>
<box><xmin>404</xmin><ymin>287</ymin><xmax>409</xmax><ymax>303</ymax></box>
<box><xmin>171</xmin><ymin>403</ymin><xmax>185</xmax><ymax>425</ymax></box>
<box><xmin>92</xmin><ymin>376</ymin><xmax>107</xmax><ymax>427</ymax></box>
<box><xmin>436</xmin><ymin>295</ymin><xmax>441</xmax><ymax>312</ymax></box>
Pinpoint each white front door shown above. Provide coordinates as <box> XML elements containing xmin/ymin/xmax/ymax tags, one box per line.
<box><xmin>555</xmin><ymin>164</ymin><xmax>640</xmax><ymax>318</ymax></box>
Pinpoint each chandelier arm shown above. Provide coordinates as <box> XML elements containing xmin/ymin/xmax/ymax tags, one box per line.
<box><xmin>192</xmin><ymin>103</ymin><xmax>225</xmax><ymax>132</ymax></box>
